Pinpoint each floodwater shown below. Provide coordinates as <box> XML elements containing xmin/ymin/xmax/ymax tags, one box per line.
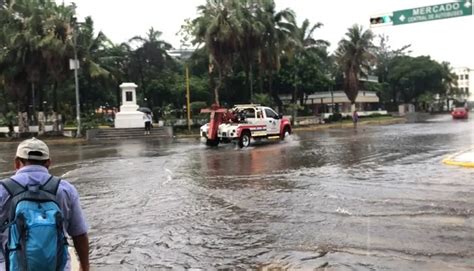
<box><xmin>1</xmin><ymin>114</ymin><xmax>473</xmax><ymax>270</ymax></box>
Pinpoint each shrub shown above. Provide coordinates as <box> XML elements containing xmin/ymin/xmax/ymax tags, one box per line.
<box><xmin>327</xmin><ymin>113</ymin><xmax>342</xmax><ymax>122</ymax></box>
<box><xmin>190</xmin><ymin>101</ymin><xmax>208</xmax><ymax>115</ymax></box>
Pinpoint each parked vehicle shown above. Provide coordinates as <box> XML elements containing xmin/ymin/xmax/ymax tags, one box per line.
<box><xmin>200</xmin><ymin>104</ymin><xmax>291</xmax><ymax>148</ymax></box>
<box><xmin>452</xmin><ymin>107</ymin><xmax>468</xmax><ymax>119</ymax></box>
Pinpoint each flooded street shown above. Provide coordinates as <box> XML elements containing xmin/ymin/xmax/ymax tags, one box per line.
<box><xmin>1</xmin><ymin>115</ymin><xmax>473</xmax><ymax>270</ymax></box>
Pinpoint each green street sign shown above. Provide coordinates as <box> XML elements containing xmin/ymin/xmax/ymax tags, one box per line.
<box><xmin>393</xmin><ymin>0</ymin><xmax>473</xmax><ymax>25</ymax></box>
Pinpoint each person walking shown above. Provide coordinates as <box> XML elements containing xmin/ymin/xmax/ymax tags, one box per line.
<box><xmin>0</xmin><ymin>138</ymin><xmax>89</xmax><ymax>271</ymax></box>
<box><xmin>352</xmin><ymin>110</ymin><xmax>359</xmax><ymax>128</ymax></box>
<box><xmin>143</xmin><ymin>112</ymin><xmax>152</xmax><ymax>135</ymax></box>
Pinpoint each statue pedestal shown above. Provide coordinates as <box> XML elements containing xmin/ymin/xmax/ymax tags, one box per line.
<box><xmin>115</xmin><ymin>83</ymin><xmax>144</xmax><ymax>128</ymax></box>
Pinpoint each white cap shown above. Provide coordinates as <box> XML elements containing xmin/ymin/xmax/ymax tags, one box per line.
<box><xmin>16</xmin><ymin>137</ymin><xmax>50</xmax><ymax>160</ymax></box>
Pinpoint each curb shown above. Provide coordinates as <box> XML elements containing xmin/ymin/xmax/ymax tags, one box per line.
<box><xmin>442</xmin><ymin>149</ymin><xmax>474</xmax><ymax>168</ymax></box>
<box><xmin>293</xmin><ymin>117</ymin><xmax>406</xmax><ymax>132</ymax></box>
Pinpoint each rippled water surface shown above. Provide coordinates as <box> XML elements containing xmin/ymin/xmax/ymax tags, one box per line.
<box><xmin>1</xmin><ymin>115</ymin><xmax>473</xmax><ymax>270</ymax></box>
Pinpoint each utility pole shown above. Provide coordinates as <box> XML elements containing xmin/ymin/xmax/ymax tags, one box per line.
<box><xmin>330</xmin><ymin>85</ymin><xmax>334</xmax><ymax>113</ymax></box>
<box><xmin>186</xmin><ymin>64</ymin><xmax>191</xmax><ymax>131</ymax></box>
<box><xmin>72</xmin><ymin>19</ymin><xmax>81</xmax><ymax>137</ymax></box>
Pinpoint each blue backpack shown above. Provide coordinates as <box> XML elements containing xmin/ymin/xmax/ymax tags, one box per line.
<box><xmin>1</xmin><ymin>176</ymin><xmax>68</xmax><ymax>271</ymax></box>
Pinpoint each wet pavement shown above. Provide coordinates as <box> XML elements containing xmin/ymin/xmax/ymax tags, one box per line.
<box><xmin>1</xmin><ymin>114</ymin><xmax>473</xmax><ymax>270</ymax></box>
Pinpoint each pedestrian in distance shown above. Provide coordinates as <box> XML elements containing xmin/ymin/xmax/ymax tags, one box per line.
<box><xmin>0</xmin><ymin>138</ymin><xmax>89</xmax><ymax>271</ymax></box>
<box><xmin>143</xmin><ymin>112</ymin><xmax>152</xmax><ymax>135</ymax></box>
<box><xmin>352</xmin><ymin>110</ymin><xmax>359</xmax><ymax>128</ymax></box>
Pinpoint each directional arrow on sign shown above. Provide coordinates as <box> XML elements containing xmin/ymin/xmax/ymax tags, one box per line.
<box><xmin>393</xmin><ymin>0</ymin><xmax>473</xmax><ymax>25</ymax></box>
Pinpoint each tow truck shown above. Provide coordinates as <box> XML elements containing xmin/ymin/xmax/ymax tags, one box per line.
<box><xmin>200</xmin><ymin>104</ymin><xmax>292</xmax><ymax>148</ymax></box>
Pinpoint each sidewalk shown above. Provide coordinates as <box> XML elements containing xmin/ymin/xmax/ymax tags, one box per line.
<box><xmin>443</xmin><ymin>148</ymin><xmax>474</xmax><ymax>168</ymax></box>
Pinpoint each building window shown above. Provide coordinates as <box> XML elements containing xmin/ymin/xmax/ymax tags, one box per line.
<box><xmin>466</xmin><ymin>88</ymin><xmax>470</xmax><ymax>94</ymax></box>
<box><xmin>460</xmin><ymin>75</ymin><xmax>464</xmax><ymax>80</ymax></box>
<box><xmin>466</xmin><ymin>74</ymin><xmax>469</xmax><ymax>80</ymax></box>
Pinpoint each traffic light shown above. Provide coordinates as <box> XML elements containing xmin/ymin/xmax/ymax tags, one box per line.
<box><xmin>370</xmin><ymin>14</ymin><xmax>393</xmax><ymax>27</ymax></box>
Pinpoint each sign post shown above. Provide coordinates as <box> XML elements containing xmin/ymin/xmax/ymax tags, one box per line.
<box><xmin>393</xmin><ymin>0</ymin><xmax>472</xmax><ymax>25</ymax></box>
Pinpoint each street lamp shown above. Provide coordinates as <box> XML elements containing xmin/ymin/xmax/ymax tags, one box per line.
<box><xmin>71</xmin><ymin>17</ymin><xmax>81</xmax><ymax>137</ymax></box>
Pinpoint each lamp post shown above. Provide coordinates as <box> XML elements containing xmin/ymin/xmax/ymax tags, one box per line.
<box><xmin>72</xmin><ymin>18</ymin><xmax>81</xmax><ymax>137</ymax></box>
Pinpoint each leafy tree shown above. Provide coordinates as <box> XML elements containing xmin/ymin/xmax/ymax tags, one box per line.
<box><xmin>373</xmin><ymin>34</ymin><xmax>410</xmax><ymax>109</ymax></box>
<box><xmin>439</xmin><ymin>62</ymin><xmax>461</xmax><ymax>103</ymax></box>
<box><xmin>386</xmin><ymin>55</ymin><xmax>455</xmax><ymax>110</ymax></box>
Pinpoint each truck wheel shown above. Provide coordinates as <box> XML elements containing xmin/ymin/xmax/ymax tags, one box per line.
<box><xmin>280</xmin><ymin>126</ymin><xmax>291</xmax><ymax>140</ymax></box>
<box><xmin>238</xmin><ymin>131</ymin><xmax>251</xmax><ymax>148</ymax></box>
<box><xmin>206</xmin><ymin>138</ymin><xmax>219</xmax><ymax>147</ymax></box>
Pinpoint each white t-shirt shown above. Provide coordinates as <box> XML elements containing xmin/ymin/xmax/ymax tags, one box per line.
<box><xmin>143</xmin><ymin>113</ymin><xmax>152</xmax><ymax>122</ymax></box>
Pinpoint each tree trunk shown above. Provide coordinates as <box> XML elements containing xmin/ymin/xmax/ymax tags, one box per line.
<box><xmin>116</xmin><ymin>86</ymin><xmax>121</xmax><ymax>109</ymax></box>
<box><xmin>214</xmin><ymin>68</ymin><xmax>222</xmax><ymax>106</ymax></box>
<box><xmin>248</xmin><ymin>64</ymin><xmax>254</xmax><ymax>103</ymax></box>
<box><xmin>269</xmin><ymin>71</ymin><xmax>282</xmax><ymax>109</ymax></box>
<box><xmin>344</xmin><ymin>69</ymin><xmax>359</xmax><ymax>105</ymax></box>
<box><xmin>18</xmin><ymin>112</ymin><xmax>29</xmax><ymax>133</ymax></box>
<box><xmin>291</xmin><ymin>75</ymin><xmax>297</xmax><ymax>126</ymax></box>
<box><xmin>31</xmin><ymin>82</ymin><xmax>36</xmax><ymax>125</ymax></box>
<box><xmin>38</xmin><ymin>111</ymin><xmax>45</xmax><ymax>135</ymax></box>
<box><xmin>258</xmin><ymin>65</ymin><xmax>264</xmax><ymax>94</ymax></box>
<box><xmin>53</xmin><ymin>82</ymin><xmax>59</xmax><ymax>112</ymax></box>
<box><xmin>52</xmin><ymin>111</ymin><xmax>59</xmax><ymax>132</ymax></box>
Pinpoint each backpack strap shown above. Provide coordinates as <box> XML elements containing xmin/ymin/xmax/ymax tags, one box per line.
<box><xmin>1</xmin><ymin>178</ymin><xmax>26</xmax><ymax>197</ymax></box>
<box><xmin>0</xmin><ymin>178</ymin><xmax>26</xmax><ymax>232</ymax></box>
<box><xmin>40</xmin><ymin>175</ymin><xmax>61</xmax><ymax>195</ymax></box>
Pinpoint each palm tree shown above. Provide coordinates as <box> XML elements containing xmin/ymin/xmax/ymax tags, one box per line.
<box><xmin>255</xmin><ymin>0</ymin><xmax>295</xmax><ymax>106</ymax></box>
<box><xmin>295</xmin><ymin>19</ymin><xmax>329</xmax><ymax>49</ymax></box>
<box><xmin>190</xmin><ymin>0</ymin><xmax>242</xmax><ymax>106</ymax></box>
<box><xmin>40</xmin><ymin>2</ymin><xmax>75</xmax><ymax>113</ymax></box>
<box><xmin>76</xmin><ymin>17</ymin><xmax>110</xmax><ymax>79</ymax></box>
<box><xmin>130</xmin><ymin>27</ymin><xmax>172</xmax><ymax>51</ymax></box>
<box><xmin>100</xmin><ymin>42</ymin><xmax>131</xmax><ymax>108</ymax></box>
<box><xmin>0</xmin><ymin>0</ymin><xmax>54</xmax><ymax>129</ymax></box>
<box><xmin>236</xmin><ymin>0</ymin><xmax>265</xmax><ymax>102</ymax></box>
<box><xmin>335</xmin><ymin>24</ymin><xmax>375</xmax><ymax>109</ymax></box>
<box><xmin>74</xmin><ymin>16</ymin><xmax>114</xmax><ymax>111</ymax></box>
<box><xmin>290</xmin><ymin>18</ymin><xmax>329</xmax><ymax>103</ymax></box>
<box><xmin>129</xmin><ymin>27</ymin><xmax>172</xmax><ymax>107</ymax></box>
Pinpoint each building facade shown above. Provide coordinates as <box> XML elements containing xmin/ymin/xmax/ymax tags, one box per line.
<box><xmin>279</xmin><ymin>90</ymin><xmax>381</xmax><ymax>114</ymax></box>
<box><xmin>453</xmin><ymin>67</ymin><xmax>474</xmax><ymax>102</ymax></box>
<box><xmin>279</xmin><ymin>75</ymin><xmax>381</xmax><ymax>113</ymax></box>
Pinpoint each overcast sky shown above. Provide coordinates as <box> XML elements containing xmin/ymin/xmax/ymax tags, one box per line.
<box><xmin>62</xmin><ymin>0</ymin><xmax>473</xmax><ymax>68</ymax></box>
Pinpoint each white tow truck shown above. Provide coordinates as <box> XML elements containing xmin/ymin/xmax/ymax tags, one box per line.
<box><xmin>200</xmin><ymin>104</ymin><xmax>292</xmax><ymax>148</ymax></box>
